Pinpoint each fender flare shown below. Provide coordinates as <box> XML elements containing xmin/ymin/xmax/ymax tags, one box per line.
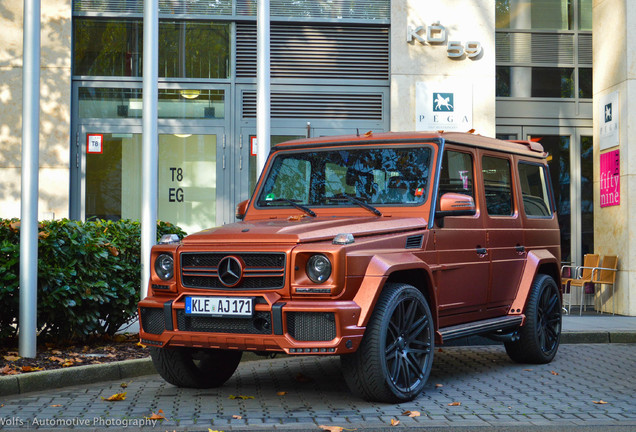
<box><xmin>509</xmin><ymin>249</ymin><xmax>560</xmax><ymax>315</ymax></box>
<box><xmin>352</xmin><ymin>253</ymin><xmax>437</xmax><ymax>328</ymax></box>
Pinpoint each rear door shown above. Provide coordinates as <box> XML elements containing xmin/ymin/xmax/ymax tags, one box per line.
<box><xmin>481</xmin><ymin>152</ymin><xmax>526</xmax><ymax>313</ymax></box>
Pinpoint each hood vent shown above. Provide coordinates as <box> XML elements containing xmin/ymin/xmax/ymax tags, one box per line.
<box><xmin>405</xmin><ymin>235</ymin><xmax>423</xmax><ymax>249</ymax></box>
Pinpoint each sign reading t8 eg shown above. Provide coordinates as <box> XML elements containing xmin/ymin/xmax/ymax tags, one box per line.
<box><xmin>407</xmin><ymin>22</ymin><xmax>482</xmax><ymax>60</ymax></box>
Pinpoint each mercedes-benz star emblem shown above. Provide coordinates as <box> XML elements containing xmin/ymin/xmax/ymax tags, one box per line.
<box><xmin>217</xmin><ymin>256</ymin><xmax>242</xmax><ymax>287</ymax></box>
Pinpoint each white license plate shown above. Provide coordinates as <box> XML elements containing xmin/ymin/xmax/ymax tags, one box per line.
<box><xmin>185</xmin><ymin>296</ymin><xmax>253</xmax><ymax>318</ymax></box>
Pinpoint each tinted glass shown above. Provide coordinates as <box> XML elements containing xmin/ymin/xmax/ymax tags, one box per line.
<box><xmin>78</xmin><ymin>88</ymin><xmax>225</xmax><ymax>119</ymax></box>
<box><xmin>496</xmin><ymin>0</ymin><xmax>573</xmax><ymax>30</ymax></box>
<box><xmin>74</xmin><ymin>19</ymin><xmax>230</xmax><ymax>78</ymax></box>
<box><xmin>496</xmin><ymin>66</ymin><xmax>511</xmax><ymax>97</ymax></box>
<box><xmin>532</xmin><ymin>67</ymin><xmax>575</xmax><ymax>98</ymax></box>
<box><xmin>439</xmin><ymin>150</ymin><xmax>474</xmax><ymax>199</ymax></box>
<box><xmin>580</xmin><ymin>136</ymin><xmax>594</xmax><ymax>258</ymax></box>
<box><xmin>579</xmin><ymin>0</ymin><xmax>593</xmax><ymax>30</ymax></box>
<box><xmin>518</xmin><ymin>163</ymin><xmax>552</xmax><ymax>217</ymax></box>
<box><xmin>159</xmin><ymin>21</ymin><xmax>230</xmax><ymax>78</ymax></box>
<box><xmin>482</xmin><ymin>156</ymin><xmax>513</xmax><ymax>216</ymax></box>
<box><xmin>579</xmin><ymin>68</ymin><xmax>593</xmax><ymax>98</ymax></box>
<box><xmin>74</xmin><ymin>19</ymin><xmax>143</xmax><ymax>77</ymax></box>
<box><xmin>257</xmin><ymin>146</ymin><xmax>433</xmax><ymax>207</ymax></box>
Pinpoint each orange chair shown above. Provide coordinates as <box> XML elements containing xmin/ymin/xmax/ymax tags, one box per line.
<box><xmin>561</xmin><ymin>254</ymin><xmax>600</xmax><ymax>315</ymax></box>
<box><xmin>591</xmin><ymin>255</ymin><xmax>618</xmax><ymax>315</ymax></box>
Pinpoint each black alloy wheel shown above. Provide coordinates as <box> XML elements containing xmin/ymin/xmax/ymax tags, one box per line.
<box><xmin>505</xmin><ymin>274</ymin><xmax>562</xmax><ymax>364</ymax></box>
<box><xmin>341</xmin><ymin>283</ymin><xmax>434</xmax><ymax>402</ymax></box>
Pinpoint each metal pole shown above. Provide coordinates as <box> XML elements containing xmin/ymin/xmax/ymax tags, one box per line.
<box><xmin>141</xmin><ymin>0</ymin><xmax>159</xmax><ymax>299</ymax></box>
<box><xmin>19</xmin><ymin>0</ymin><xmax>41</xmax><ymax>358</ymax></box>
<box><xmin>256</xmin><ymin>0</ymin><xmax>271</xmax><ymax>175</ymax></box>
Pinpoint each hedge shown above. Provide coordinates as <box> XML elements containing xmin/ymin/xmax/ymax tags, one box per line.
<box><xmin>0</xmin><ymin>219</ymin><xmax>186</xmax><ymax>342</ymax></box>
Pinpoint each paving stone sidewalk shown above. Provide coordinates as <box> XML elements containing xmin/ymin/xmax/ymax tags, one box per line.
<box><xmin>1</xmin><ymin>343</ymin><xmax>635</xmax><ymax>431</ymax></box>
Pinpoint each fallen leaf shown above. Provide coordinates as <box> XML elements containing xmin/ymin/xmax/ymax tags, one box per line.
<box><xmin>438</xmin><ymin>348</ymin><xmax>444</xmax><ymax>352</ymax></box>
<box><xmin>232</xmin><ymin>415</ymin><xmax>242</xmax><ymax>419</ymax></box>
<box><xmin>120</xmin><ymin>382</ymin><xmax>129</xmax><ymax>389</ymax></box>
<box><xmin>101</xmin><ymin>392</ymin><xmax>127</xmax><ymax>401</ymax></box>
<box><xmin>38</xmin><ymin>231</ymin><xmax>50</xmax><ymax>239</ymax></box>
<box><xmin>147</xmin><ymin>409</ymin><xmax>165</xmax><ymax>420</ymax></box>
<box><xmin>136</xmin><ymin>342</ymin><xmax>147</xmax><ymax>348</ymax></box>
<box><xmin>277</xmin><ymin>391</ymin><xmax>287</xmax><ymax>396</ymax></box>
<box><xmin>3</xmin><ymin>355</ymin><xmax>21</xmax><ymax>362</ymax></box>
<box><xmin>390</xmin><ymin>419</ymin><xmax>400</xmax><ymax>426</ymax></box>
<box><xmin>435</xmin><ymin>383</ymin><xmax>443</xmax><ymax>388</ymax></box>
<box><xmin>403</xmin><ymin>410</ymin><xmax>420</xmax><ymax>417</ymax></box>
<box><xmin>7</xmin><ymin>351</ymin><xmax>19</xmax><ymax>356</ymax></box>
<box><xmin>294</xmin><ymin>372</ymin><xmax>313</xmax><ymax>383</ymax></box>
<box><xmin>108</xmin><ymin>246</ymin><xmax>120</xmax><ymax>257</ymax></box>
<box><xmin>364</xmin><ymin>130</ymin><xmax>373</xmax><ymax>137</ymax></box>
<box><xmin>21</xmin><ymin>366</ymin><xmax>43</xmax><ymax>372</ymax></box>
<box><xmin>228</xmin><ymin>395</ymin><xmax>254</xmax><ymax>400</ymax></box>
<box><xmin>318</xmin><ymin>426</ymin><xmax>344</xmax><ymax>432</ymax></box>
<box><xmin>448</xmin><ymin>402</ymin><xmax>461</xmax><ymax>406</ymax></box>
<box><xmin>0</xmin><ymin>365</ymin><xmax>19</xmax><ymax>375</ymax></box>
<box><xmin>523</xmin><ymin>369</ymin><xmax>533</xmax><ymax>371</ymax></box>
<box><xmin>550</xmin><ymin>371</ymin><xmax>559</xmax><ymax>376</ymax></box>
<box><xmin>593</xmin><ymin>400</ymin><xmax>608</xmax><ymax>404</ymax></box>
<box><xmin>62</xmin><ymin>360</ymin><xmax>75</xmax><ymax>368</ymax></box>
<box><xmin>50</xmin><ymin>404</ymin><xmax>63</xmax><ymax>407</ymax></box>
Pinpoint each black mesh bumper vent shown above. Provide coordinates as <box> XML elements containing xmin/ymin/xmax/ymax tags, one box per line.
<box><xmin>176</xmin><ymin>310</ymin><xmax>272</xmax><ymax>335</ymax></box>
<box><xmin>140</xmin><ymin>307</ymin><xmax>165</xmax><ymax>335</ymax></box>
<box><xmin>287</xmin><ymin>312</ymin><xmax>336</xmax><ymax>342</ymax></box>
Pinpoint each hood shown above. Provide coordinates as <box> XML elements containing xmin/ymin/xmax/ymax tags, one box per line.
<box><xmin>182</xmin><ymin>216</ymin><xmax>428</xmax><ymax>245</ymax></box>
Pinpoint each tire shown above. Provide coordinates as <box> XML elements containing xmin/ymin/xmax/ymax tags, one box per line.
<box><xmin>150</xmin><ymin>347</ymin><xmax>242</xmax><ymax>388</ymax></box>
<box><xmin>505</xmin><ymin>274</ymin><xmax>562</xmax><ymax>364</ymax></box>
<box><xmin>341</xmin><ymin>283</ymin><xmax>434</xmax><ymax>402</ymax></box>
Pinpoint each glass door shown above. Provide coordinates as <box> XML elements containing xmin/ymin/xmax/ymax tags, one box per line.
<box><xmin>523</xmin><ymin>126</ymin><xmax>593</xmax><ymax>265</ymax></box>
<box><xmin>78</xmin><ymin>126</ymin><xmax>225</xmax><ymax>235</ymax></box>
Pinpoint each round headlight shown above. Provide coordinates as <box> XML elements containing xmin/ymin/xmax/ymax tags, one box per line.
<box><xmin>155</xmin><ymin>253</ymin><xmax>174</xmax><ymax>281</ymax></box>
<box><xmin>306</xmin><ymin>254</ymin><xmax>332</xmax><ymax>284</ymax></box>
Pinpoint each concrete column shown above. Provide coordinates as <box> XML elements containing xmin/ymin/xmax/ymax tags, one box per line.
<box><xmin>593</xmin><ymin>0</ymin><xmax>636</xmax><ymax>315</ymax></box>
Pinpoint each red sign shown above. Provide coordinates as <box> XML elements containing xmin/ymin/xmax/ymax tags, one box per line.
<box><xmin>86</xmin><ymin>134</ymin><xmax>103</xmax><ymax>154</ymax></box>
<box><xmin>600</xmin><ymin>150</ymin><xmax>620</xmax><ymax>207</ymax></box>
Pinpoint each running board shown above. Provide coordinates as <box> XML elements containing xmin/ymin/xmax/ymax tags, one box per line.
<box><xmin>439</xmin><ymin>315</ymin><xmax>524</xmax><ymax>342</ymax></box>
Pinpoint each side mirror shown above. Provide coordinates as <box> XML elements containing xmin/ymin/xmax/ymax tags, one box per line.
<box><xmin>436</xmin><ymin>193</ymin><xmax>476</xmax><ymax>218</ymax></box>
<box><xmin>235</xmin><ymin>200</ymin><xmax>249</xmax><ymax>220</ymax></box>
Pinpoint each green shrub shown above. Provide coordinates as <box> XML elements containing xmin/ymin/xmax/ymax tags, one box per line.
<box><xmin>0</xmin><ymin>219</ymin><xmax>186</xmax><ymax>342</ymax></box>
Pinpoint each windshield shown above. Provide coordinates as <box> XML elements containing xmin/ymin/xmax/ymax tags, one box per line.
<box><xmin>256</xmin><ymin>145</ymin><xmax>433</xmax><ymax>208</ymax></box>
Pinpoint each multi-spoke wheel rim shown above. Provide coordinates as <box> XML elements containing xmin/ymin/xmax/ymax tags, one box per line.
<box><xmin>384</xmin><ymin>295</ymin><xmax>432</xmax><ymax>393</ymax></box>
<box><xmin>536</xmin><ymin>282</ymin><xmax>561</xmax><ymax>355</ymax></box>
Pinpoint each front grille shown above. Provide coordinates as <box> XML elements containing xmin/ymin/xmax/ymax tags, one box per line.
<box><xmin>176</xmin><ymin>310</ymin><xmax>272</xmax><ymax>335</ymax></box>
<box><xmin>287</xmin><ymin>312</ymin><xmax>336</xmax><ymax>342</ymax></box>
<box><xmin>140</xmin><ymin>307</ymin><xmax>165</xmax><ymax>335</ymax></box>
<box><xmin>181</xmin><ymin>252</ymin><xmax>286</xmax><ymax>290</ymax></box>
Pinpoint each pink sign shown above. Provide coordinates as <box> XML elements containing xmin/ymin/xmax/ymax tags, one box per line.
<box><xmin>600</xmin><ymin>150</ymin><xmax>620</xmax><ymax>207</ymax></box>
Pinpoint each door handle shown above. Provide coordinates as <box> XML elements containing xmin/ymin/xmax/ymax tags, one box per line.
<box><xmin>476</xmin><ymin>247</ymin><xmax>488</xmax><ymax>256</ymax></box>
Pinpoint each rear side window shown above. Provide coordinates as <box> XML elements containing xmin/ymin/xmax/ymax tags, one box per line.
<box><xmin>482</xmin><ymin>156</ymin><xmax>513</xmax><ymax>216</ymax></box>
<box><xmin>518</xmin><ymin>162</ymin><xmax>553</xmax><ymax>217</ymax></box>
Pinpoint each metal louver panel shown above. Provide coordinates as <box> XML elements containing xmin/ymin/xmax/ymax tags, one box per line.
<box><xmin>578</xmin><ymin>34</ymin><xmax>593</xmax><ymax>65</ymax></box>
<box><xmin>405</xmin><ymin>235</ymin><xmax>423</xmax><ymax>249</ymax></box>
<box><xmin>237</xmin><ymin>0</ymin><xmax>390</xmax><ymax>20</ymax></box>
<box><xmin>237</xmin><ymin>23</ymin><xmax>389</xmax><ymax>80</ymax></box>
<box><xmin>242</xmin><ymin>91</ymin><xmax>383</xmax><ymax>120</ymax></box>
<box><xmin>496</xmin><ymin>32</ymin><xmax>575</xmax><ymax>64</ymax></box>
<box><xmin>74</xmin><ymin>0</ymin><xmax>233</xmax><ymax>15</ymax></box>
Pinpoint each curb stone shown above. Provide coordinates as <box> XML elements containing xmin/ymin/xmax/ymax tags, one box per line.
<box><xmin>1</xmin><ymin>333</ymin><xmax>634</xmax><ymax>398</ymax></box>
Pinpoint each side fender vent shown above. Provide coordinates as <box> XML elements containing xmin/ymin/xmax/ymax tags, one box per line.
<box><xmin>405</xmin><ymin>235</ymin><xmax>423</xmax><ymax>249</ymax></box>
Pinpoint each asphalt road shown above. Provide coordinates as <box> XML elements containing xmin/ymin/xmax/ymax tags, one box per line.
<box><xmin>1</xmin><ymin>343</ymin><xmax>634</xmax><ymax>431</ymax></box>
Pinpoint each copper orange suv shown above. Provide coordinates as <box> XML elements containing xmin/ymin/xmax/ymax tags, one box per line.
<box><xmin>138</xmin><ymin>131</ymin><xmax>562</xmax><ymax>402</ymax></box>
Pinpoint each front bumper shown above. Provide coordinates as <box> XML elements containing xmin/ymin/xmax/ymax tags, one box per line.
<box><xmin>138</xmin><ymin>294</ymin><xmax>364</xmax><ymax>355</ymax></box>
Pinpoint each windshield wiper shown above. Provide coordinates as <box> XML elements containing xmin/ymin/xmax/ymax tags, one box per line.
<box><xmin>265</xmin><ymin>198</ymin><xmax>316</xmax><ymax>217</ymax></box>
<box><xmin>328</xmin><ymin>194</ymin><xmax>382</xmax><ymax>217</ymax></box>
